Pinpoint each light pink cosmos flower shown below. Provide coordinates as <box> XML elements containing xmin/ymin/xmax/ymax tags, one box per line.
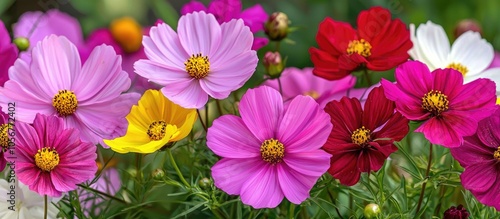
<box><xmin>263</xmin><ymin>67</ymin><xmax>356</xmax><ymax>108</ymax></box>
<box><xmin>135</xmin><ymin>11</ymin><xmax>258</xmax><ymax>109</ymax></box>
<box><xmin>207</xmin><ymin>86</ymin><xmax>332</xmax><ymax>208</ymax></box>
<box><xmin>0</xmin><ymin>35</ymin><xmax>140</xmax><ymax>146</ymax></box>
<box><xmin>11</xmin><ymin>114</ymin><xmax>97</xmax><ymax>197</ymax></box>
<box><xmin>0</xmin><ymin>21</ymin><xmax>17</xmax><ymax>86</ymax></box>
<box><xmin>450</xmin><ymin>106</ymin><xmax>500</xmax><ymax>211</ymax></box>
<box><xmin>381</xmin><ymin>60</ymin><xmax>497</xmax><ymax>147</ymax></box>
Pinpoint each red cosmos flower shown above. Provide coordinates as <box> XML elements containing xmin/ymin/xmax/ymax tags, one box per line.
<box><xmin>323</xmin><ymin>86</ymin><xmax>409</xmax><ymax>186</ymax></box>
<box><xmin>309</xmin><ymin>6</ymin><xmax>412</xmax><ymax>80</ymax></box>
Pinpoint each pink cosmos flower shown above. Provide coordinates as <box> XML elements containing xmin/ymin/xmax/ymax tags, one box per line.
<box><xmin>13</xmin><ymin>9</ymin><xmax>84</xmax><ymax>62</ymax></box>
<box><xmin>0</xmin><ymin>35</ymin><xmax>140</xmax><ymax>146</ymax></box>
<box><xmin>0</xmin><ymin>109</ymin><xmax>9</xmax><ymax>171</ymax></box>
<box><xmin>207</xmin><ymin>86</ymin><xmax>332</xmax><ymax>208</ymax></box>
<box><xmin>11</xmin><ymin>114</ymin><xmax>97</xmax><ymax>197</ymax></box>
<box><xmin>381</xmin><ymin>60</ymin><xmax>497</xmax><ymax>147</ymax></box>
<box><xmin>181</xmin><ymin>0</ymin><xmax>269</xmax><ymax>50</ymax></box>
<box><xmin>450</xmin><ymin>106</ymin><xmax>500</xmax><ymax>210</ymax></box>
<box><xmin>263</xmin><ymin>67</ymin><xmax>356</xmax><ymax>108</ymax></box>
<box><xmin>0</xmin><ymin>21</ymin><xmax>18</xmax><ymax>86</ymax></box>
<box><xmin>135</xmin><ymin>11</ymin><xmax>258</xmax><ymax>109</ymax></box>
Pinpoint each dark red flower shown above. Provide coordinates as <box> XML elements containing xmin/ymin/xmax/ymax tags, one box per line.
<box><xmin>309</xmin><ymin>6</ymin><xmax>412</xmax><ymax>80</ymax></box>
<box><xmin>323</xmin><ymin>86</ymin><xmax>409</xmax><ymax>186</ymax></box>
<box><xmin>443</xmin><ymin>205</ymin><xmax>470</xmax><ymax>219</ymax></box>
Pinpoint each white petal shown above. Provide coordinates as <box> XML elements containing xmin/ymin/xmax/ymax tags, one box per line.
<box><xmin>449</xmin><ymin>31</ymin><xmax>494</xmax><ymax>77</ymax></box>
<box><xmin>412</xmin><ymin>21</ymin><xmax>450</xmax><ymax>70</ymax></box>
<box><xmin>464</xmin><ymin>68</ymin><xmax>500</xmax><ymax>94</ymax></box>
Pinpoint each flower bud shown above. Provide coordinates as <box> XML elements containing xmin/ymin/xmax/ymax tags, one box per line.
<box><xmin>265</xmin><ymin>12</ymin><xmax>289</xmax><ymax>41</ymax></box>
<box><xmin>443</xmin><ymin>205</ymin><xmax>470</xmax><ymax>219</ymax></box>
<box><xmin>198</xmin><ymin>177</ymin><xmax>211</xmax><ymax>189</ymax></box>
<box><xmin>13</xmin><ymin>37</ymin><xmax>30</xmax><ymax>51</ymax></box>
<box><xmin>263</xmin><ymin>51</ymin><xmax>284</xmax><ymax>78</ymax></box>
<box><xmin>454</xmin><ymin>19</ymin><xmax>482</xmax><ymax>39</ymax></box>
<box><xmin>363</xmin><ymin>203</ymin><xmax>381</xmax><ymax>219</ymax></box>
<box><xmin>152</xmin><ymin>169</ymin><xmax>165</xmax><ymax>180</ymax></box>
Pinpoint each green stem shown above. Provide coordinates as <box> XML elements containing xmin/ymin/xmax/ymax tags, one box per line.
<box><xmin>44</xmin><ymin>195</ymin><xmax>48</xmax><ymax>219</ymax></box>
<box><xmin>275</xmin><ymin>41</ymin><xmax>281</xmax><ymax>52</ymax></box>
<box><xmin>363</xmin><ymin>68</ymin><xmax>373</xmax><ymax>86</ymax></box>
<box><xmin>196</xmin><ymin>109</ymin><xmax>208</xmax><ymax>132</ymax></box>
<box><xmin>167</xmin><ymin>148</ymin><xmax>190</xmax><ymax>188</ymax></box>
<box><xmin>216</xmin><ymin>99</ymin><xmax>224</xmax><ymax>116</ymax></box>
<box><xmin>415</xmin><ymin>144</ymin><xmax>433</xmax><ymax>215</ymax></box>
<box><xmin>77</xmin><ymin>184</ymin><xmax>127</xmax><ymax>204</ymax></box>
<box><xmin>212</xmin><ymin>208</ymin><xmax>226</xmax><ymax>219</ymax></box>
<box><xmin>327</xmin><ymin>189</ymin><xmax>344</xmax><ymax>219</ymax></box>
<box><xmin>288</xmin><ymin>203</ymin><xmax>296</xmax><ymax>219</ymax></box>
<box><xmin>135</xmin><ymin>154</ymin><xmax>142</xmax><ymax>182</ymax></box>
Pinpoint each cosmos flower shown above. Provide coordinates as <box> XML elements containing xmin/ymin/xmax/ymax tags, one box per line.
<box><xmin>78</xmin><ymin>165</ymin><xmax>121</xmax><ymax>217</ymax></box>
<box><xmin>207</xmin><ymin>86</ymin><xmax>332</xmax><ymax>208</ymax></box>
<box><xmin>11</xmin><ymin>114</ymin><xmax>97</xmax><ymax>197</ymax></box>
<box><xmin>450</xmin><ymin>106</ymin><xmax>500</xmax><ymax>211</ymax></box>
<box><xmin>104</xmin><ymin>90</ymin><xmax>197</xmax><ymax>153</ymax></box>
<box><xmin>263</xmin><ymin>67</ymin><xmax>356</xmax><ymax>108</ymax></box>
<box><xmin>0</xmin><ymin>109</ymin><xmax>9</xmax><ymax>172</ymax></box>
<box><xmin>381</xmin><ymin>60</ymin><xmax>497</xmax><ymax>147</ymax></box>
<box><xmin>309</xmin><ymin>6</ymin><xmax>412</xmax><ymax>80</ymax></box>
<box><xmin>0</xmin><ymin>21</ymin><xmax>17</xmax><ymax>86</ymax></box>
<box><xmin>181</xmin><ymin>0</ymin><xmax>269</xmax><ymax>50</ymax></box>
<box><xmin>323</xmin><ymin>86</ymin><xmax>409</xmax><ymax>186</ymax></box>
<box><xmin>135</xmin><ymin>11</ymin><xmax>258</xmax><ymax>109</ymax></box>
<box><xmin>0</xmin><ymin>35</ymin><xmax>140</xmax><ymax>146</ymax></box>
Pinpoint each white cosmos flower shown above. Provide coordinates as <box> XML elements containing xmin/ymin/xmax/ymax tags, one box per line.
<box><xmin>0</xmin><ymin>179</ymin><xmax>60</xmax><ymax>219</ymax></box>
<box><xmin>409</xmin><ymin>21</ymin><xmax>500</xmax><ymax>101</ymax></box>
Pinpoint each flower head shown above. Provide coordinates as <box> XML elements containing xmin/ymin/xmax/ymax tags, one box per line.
<box><xmin>0</xmin><ymin>21</ymin><xmax>18</xmax><ymax>86</ymax></box>
<box><xmin>309</xmin><ymin>6</ymin><xmax>412</xmax><ymax>80</ymax></box>
<box><xmin>135</xmin><ymin>11</ymin><xmax>258</xmax><ymax>109</ymax></box>
<box><xmin>104</xmin><ymin>90</ymin><xmax>197</xmax><ymax>153</ymax></box>
<box><xmin>181</xmin><ymin>0</ymin><xmax>269</xmax><ymax>50</ymax></box>
<box><xmin>0</xmin><ymin>109</ymin><xmax>10</xmax><ymax>171</ymax></box>
<box><xmin>323</xmin><ymin>86</ymin><xmax>409</xmax><ymax>186</ymax></box>
<box><xmin>12</xmin><ymin>114</ymin><xmax>97</xmax><ymax>197</ymax></box>
<box><xmin>450</xmin><ymin>107</ymin><xmax>500</xmax><ymax>210</ymax></box>
<box><xmin>207</xmin><ymin>86</ymin><xmax>332</xmax><ymax>208</ymax></box>
<box><xmin>443</xmin><ymin>204</ymin><xmax>470</xmax><ymax>219</ymax></box>
<box><xmin>0</xmin><ymin>35</ymin><xmax>140</xmax><ymax>146</ymax></box>
<box><xmin>381</xmin><ymin>60</ymin><xmax>497</xmax><ymax>147</ymax></box>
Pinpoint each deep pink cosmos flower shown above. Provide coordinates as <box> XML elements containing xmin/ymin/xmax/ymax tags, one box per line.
<box><xmin>0</xmin><ymin>21</ymin><xmax>18</xmax><ymax>86</ymax></box>
<box><xmin>181</xmin><ymin>0</ymin><xmax>268</xmax><ymax>50</ymax></box>
<box><xmin>207</xmin><ymin>86</ymin><xmax>332</xmax><ymax>208</ymax></box>
<box><xmin>323</xmin><ymin>86</ymin><xmax>409</xmax><ymax>186</ymax></box>
<box><xmin>12</xmin><ymin>114</ymin><xmax>97</xmax><ymax>197</ymax></box>
<box><xmin>381</xmin><ymin>60</ymin><xmax>497</xmax><ymax>148</ymax></box>
<box><xmin>0</xmin><ymin>109</ymin><xmax>9</xmax><ymax>171</ymax></box>
<box><xmin>450</xmin><ymin>106</ymin><xmax>500</xmax><ymax>211</ymax></box>
<box><xmin>263</xmin><ymin>67</ymin><xmax>356</xmax><ymax>108</ymax></box>
<box><xmin>0</xmin><ymin>35</ymin><xmax>140</xmax><ymax>146</ymax></box>
<box><xmin>135</xmin><ymin>11</ymin><xmax>258</xmax><ymax>109</ymax></box>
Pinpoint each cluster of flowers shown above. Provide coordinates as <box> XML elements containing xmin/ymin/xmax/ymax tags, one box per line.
<box><xmin>0</xmin><ymin>0</ymin><xmax>499</xmax><ymax>217</ymax></box>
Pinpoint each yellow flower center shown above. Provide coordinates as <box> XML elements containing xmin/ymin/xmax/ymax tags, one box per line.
<box><xmin>0</xmin><ymin>124</ymin><xmax>10</xmax><ymax>148</ymax></box>
<box><xmin>260</xmin><ymin>138</ymin><xmax>285</xmax><ymax>165</ymax></box>
<box><xmin>53</xmin><ymin>90</ymin><xmax>78</xmax><ymax>116</ymax></box>
<box><xmin>347</xmin><ymin>39</ymin><xmax>372</xmax><ymax>57</ymax></box>
<box><xmin>422</xmin><ymin>90</ymin><xmax>449</xmax><ymax>116</ymax></box>
<box><xmin>447</xmin><ymin>62</ymin><xmax>469</xmax><ymax>76</ymax></box>
<box><xmin>147</xmin><ymin>120</ymin><xmax>167</xmax><ymax>141</ymax></box>
<box><xmin>35</xmin><ymin>147</ymin><xmax>60</xmax><ymax>172</ymax></box>
<box><xmin>185</xmin><ymin>53</ymin><xmax>210</xmax><ymax>79</ymax></box>
<box><xmin>494</xmin><ymin>147</ymin><xmax>500</xmax><ymax>161</ymax></box>
<box><xmin>110</xmin><ymin>17</ymin><xmax>143</xmax><ymax>53</ymax></box>
<box><xmin>303</xmin><ymin>90</ymin><xmax>320</xmax><ymax>99</ymax></box>
<box><xmin>351</xmin><ymin>126</ymin><xmax>371</xmax><ymax>145</ymax></box>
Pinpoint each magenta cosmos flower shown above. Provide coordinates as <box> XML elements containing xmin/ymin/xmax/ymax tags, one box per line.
<box><xmin>0</xmin><ymin>109</ymin><xmax>9</xmax><ymax>171</ymax></box>
<box><xmin>207</xmin><ymin>86</ymin><xmax>332</xmax><ymax>208</ymax></box>
<box><xmin>450</xmin><ymin>106</ymin><xmax>500</xmax><ymax>210</ymax></box>
<box><xmin>0</xmin><ymin>21</ymin><xmax>18</xmax><ymax>86</ymax></box>
<box><xmin>12</xmin><ymin>114</ymin><xmax>97</xmax><ymax>197</ymax></box>
<box><xmin>0</xmin><ymin>35</ymin><xmax>140</xmax><ymax>146</ymax></box>
<box><xmin>323</xmin><ymin>86</ymin><xmax>409</xmax><ymax>186</ymax></box>
<box><xmin>381</xmin><ymin>60</ymin><xmax>497</xmax><ymax>147</ymax></box>
<box><xmin>181</xmin><ymin>0</ymin><xmax>268</xmax><ymax>50</ymax></box>
<box><xmin>263</xmin><ymin>67</ymin><xmax>356</xmax><ymax>108</ymax></box>
<box><xmin>135</xmin><ymin>11</ymin><xmax>258</xmax><ymax>109</ymax></box>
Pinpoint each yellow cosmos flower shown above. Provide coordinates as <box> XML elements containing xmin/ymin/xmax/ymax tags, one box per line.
<box><xmin>104</xmin><ymin>89</ymin><xmax>197</xmax><ymax>153</ymax></box>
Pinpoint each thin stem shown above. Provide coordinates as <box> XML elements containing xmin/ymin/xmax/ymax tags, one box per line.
<box><xmin>327</xmin><ymin>189</ymin><xmax>344</xmax><ymax>219</ymax></box>
<box><xmin>167</xmin><ymin>148</ymin><xmax>190</xmax><ymax>188</ymax></box>
<box><xmin>288</xmin><ymin>203</ymin><xmax>296</xmax><ymax>219</ymax></box>
<box><xmin>275</xmin><ymin>41</ymin><xmax>281</xmax><ymax>52</ymax></box>
<box><xmin>196</xmin><ymin>109</ymin><xmax>208</xmax><ymax>132</ymax></box>
<box><xmin>77</xmin><ymin>184</ymin><xmax>127</xmax><ymax>204</ymax></box>
<box><xmin>215</xmin><ymin>99</ymin><xmax>224</xmax><ymax>116</ymax></box>
<box><xmin>415</xmin><ymin>144</ymin><xmax>433</xmax><ymax>215</ymax></box>
<box><xmin>277</xmin><ymin>77</ymin><xmax>284</xmax><ymax>96</ymax></box>
<box><xmin>135</xmin><ymin>154</ymin><xmax>142</xmax><ymax>182</ymax></box>
<box><xmin>44</xmin><ymin>195</ymin><xmax>48</xmax><ymax>219</ymax></box>
<box><xmin>363</xmin><ymin>68</ymin><xmax>373</xmax><ymax>86</ymax></box>
<box><xmin>212</xmin><ymin>208</ymin><xmax>226</xmax><ymax>219</ymax></box>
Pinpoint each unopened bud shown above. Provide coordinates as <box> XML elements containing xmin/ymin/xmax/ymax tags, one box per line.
<box><xmin>13</xmin><ymin>37</ymin><xmax>30</xmax><ymax>51</ymax></box>
<box><xmin>198</xmin><ymin>177</ymin><xmax>211</xmax><ymax>189</ymax></box>
<box><xmin>152</xmin><ymin>169</ymin><xmax>165</xmax><ymax>180</ymax></box>
<box><xmin>265</xmin><ymin>12</ymin><xmax>289</xmax><ymax>41</ymax></box>
<box><xmin>363</xmin><ymin>203</ymin><xmax>381</xmax><ymax>219</ymax></box>
<box><xmin>454</xmin><ymin>19</ymin><xmax>482</xmax><ymax>39</ymax></box>
<box><xmin>444</xmin><ymin>205</ymin><xmax>470</xmax><ymax>219</ymax></box>
<box><xmin>263</xmin><ymin>51</ymin><xmax>284</xmax><ymax>78</ymax></box>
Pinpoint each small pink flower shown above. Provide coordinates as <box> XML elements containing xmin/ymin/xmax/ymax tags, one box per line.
<box><xmin>12</xmin><ymin>114</ymin><xmax>97</xmax><ymax>197</ymax></box>
<box><xmin>0</xmin><ymin>21</ymin><xmax>18</xmax><ymax>86</ymax></box>
<box><xmin>207</xmin><ymin>86</ymin><xmax>332</xmax><ymax>208</ymax></box>
<box><xmin>381</xmin><ymin>60</ymin><xmax>497</xmax><ymax>147</ymax></box>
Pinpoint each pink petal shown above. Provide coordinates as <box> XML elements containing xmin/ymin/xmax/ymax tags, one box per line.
<box><xmin>29</xmin><ymin>174</ymin><xmax>62</xmax><ymax>197</ymax></box>
<box><xmin>207</xmin><ymin>115</ymin><xmax>261</xmax><ymax>158</ymax></box>
<box><xmin>239</xmin><ymin>4</ymin><xmax>267</xmax><ymax>33</ymax></box>
<box><xmin>144</xmin><ymin>24</ymin><xmax>188</xmax><ymax>70</ymax></box>
<box><xmin>207</xmin><ymin>0</ymin><xmax>242</xmax><ymax>23</ymax></box>
<box><xmin>211</xmin><ymin>19</ymin><xmax>253</xmax><ymax>63</ymax></box>
<box><xmin>450</xmin><ymin>78</ymin><xmax>497</xmax><ymax>121</ymax></box>
<box><xmin>251</xmin><ymin>37</ymin><xmax>268</xmax><ymax>50</ymax></box>
<box><xmin>393</xmin><ymin>61</ymin><xmax>433</xmax><ymax>99</ymax></box>
<box><xmin>180</xmin><ymin>0</ymin><xmax>207</xmax><ymax>15</ymax></box>
<box><xmin>134</xmin><ymin>59</ymin><xmax>191</xmax><ymax>86</ymax></box>
<box><xmin>8</xmin><ymin>59</ymin><xmax>51</xmax><ymax>100</ymax></box>
<box><xmin>283</xmin><ymin>150</ymin><xmax>331</xmax><ymax>176</ymax></box>
<box><xmin>460</xmin><ymin>161</ymin><xmax>497</xmax><ymax>192</ymax></box>
<box><xmin>450</xmin><ymin>135</ymin><xmax>494</xmax><ymax>167</ymax></box>
<box><xmin>177</xmin><ymin>11</ymin><xmax>221</xmax><ymax>56</ymax></box>
<box><xmin>431</xmin><ymin>68</ymin><xmax>463</xmax><ymax>100</ymax></box>
<box><xmin>415</xmin><ymin>113</ymin><xmax>471</xmax><ymax>148</ymax></box>
<box><xmin>277</xmin><ymin>164</ymin><xmax>316</xmax><ymax>204</ymax></box>
<box><xmin>240</xmin><ymin>165</ymin><xmax>284</xmax><ymax>208</ymax></box>
<box><xmin>161</xmin><ymin>80</ymin><xmax>208</xmax><ymax>109</ymax></box>
<box><xmin>211</xmin><ymin>157</ymin><xmax>266</xmax><ymax>195</ymax></box>
<box><xmin>381</xmin><ymin>79</ymin><xmax>428</xmax><ymax>121</ymax></box>
<box><xmin>239</xmin><ymin>86</ymin><xmax>283</xmax><ymax>141</ymax></box>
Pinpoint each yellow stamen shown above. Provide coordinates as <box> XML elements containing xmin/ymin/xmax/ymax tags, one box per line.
<box><xmin>35</xmin><ymin>147</ymin><xmax>60</xmax><ymax>172</ymax></box>
<box><xmin>303</xmin><ymin>90</ymin><xmax>320</xmax><ymax>99</ymax></box>
<box><xmin>147</xmin><ymin>120</ymin><xmax>167</xmax><ymax>141</ymax></box>
<box><xmin>447</xmin><ymin>62</ymin><xmax>468</xmax><ymax>76</ymax></box>
<box><xmin>185</xmin><ymin>53</ymin><xmax>210</xmax><ymax>79</ymax></box>
<box><xmin>110</xmin><ymin>17</ymin><xmax>143</xmax><ymax>53</ymax></box>
<box><xmin>0</xmin><ymin>124</ymin><xmax>10</xmax><ymax>148</ymax></box>
<box><xmin>494</xmin><ymin>147</ymin><xmax>500</xmax><ymax>161</ymax></box>
<box><xmin>53</xmin><ymin>90</ymin><xmax>78</xmax><ymax>116</ymax></box>
<box><xmin>347</xmin><ymin>39</ymin><xmax>372</xmax><ymax>57</ymax></box>
<box><xmin>351</xmin><ymin>126</ymin><xmax>371</xmax><ymax>145</ymax></box>
<box><xmin>260</xmin><ymin>138</ymin><xmax>285</xmax><ymax>165</ymax></box>
<box><xmin>422</xmin><ymin>90</ymin><xmax>449</xmax><ymax>116</ymax></box>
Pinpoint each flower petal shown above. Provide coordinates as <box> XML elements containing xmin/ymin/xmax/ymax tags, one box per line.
<box><xmin>240</xmin><ymin>165</ymin><xmax>284</xmax><ymax>208</ymax></box>
<box><xmin>449</xmin><ymin>31</ymin><xmax>493</xmax><ymax>77</ymax></box>
<box><xmin>277</xmin><ymin>164</ymin><xmax>317</xmax><ymax>204</ymax></box>
<box><xmin>411</xmin><ymin>21</ymin><xmax>450</xmax><ymax>70</ymax></box>
<box><xmin>460</xmin><ymin>161</ymin><xmax>497</xmax><ymax>192</ymax></box>
<box><xmin>177</xmin><ymin>11</ymin><xmax>221</xmax><ymax>56</ymax></box>
<box><xmin>283</xmin><ymin>150</ymin><xmax>331</xmax><ymax>177</ymax></box>
<box><xmin>211</xmin><ymin>157</ymin><xmax>265</xmax><ymax>195</ymax></box>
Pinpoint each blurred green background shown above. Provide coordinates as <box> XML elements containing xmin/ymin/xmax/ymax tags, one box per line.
<box><xmin>1</xmin><ymin>0</ymin><xmax>500</xmax><ymax>69</ymax></box>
